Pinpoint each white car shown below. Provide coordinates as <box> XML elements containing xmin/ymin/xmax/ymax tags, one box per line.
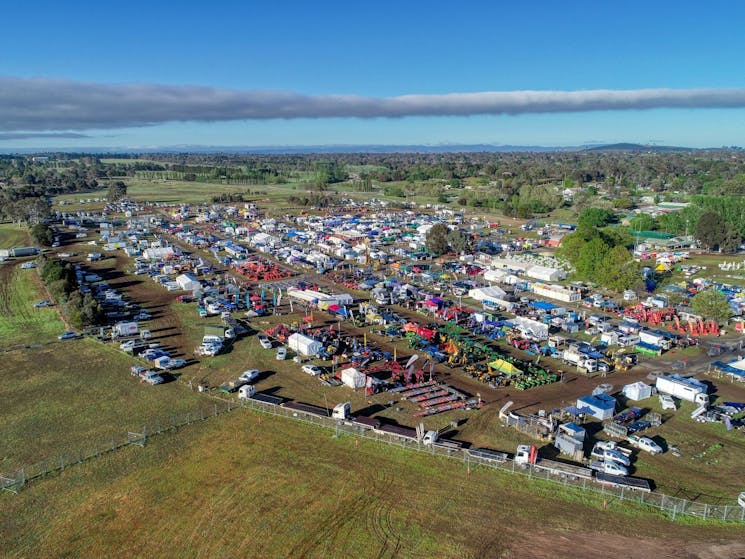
<box><xmin>142</xmin><ymin>371</ymin><xmax>164</xmax><ymax>385</ymax></box>
<box><xmin>58</xmin><ymin>331</ymin><xmax>79</xmax><ymax>340</ymax></box>
<box><xmin>239</xmin><ymin>369</ymin><xmax>260</xmax><ymax>383</ymax></box>
<box><xmin>276</xmin><ymin>347</ymin><xmax>287</xmax><ymax>360</ymax></box>
<box><xmin>301</xmin><ymin>364</ymin><xmax>323</xmax><ymax>376</ymax></box>
<box><xmin>258</xmin><ymin>335</ymin><xmax>273</xmax><ymax>349</ymax></box>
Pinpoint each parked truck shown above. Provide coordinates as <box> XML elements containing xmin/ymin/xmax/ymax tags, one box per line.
<box><xmin>514</xmin><ymin>445</ymin><xmax>594</xmax><ymax>480</ymax></box>
<box><xmin>589</xmin><ymin>460</ymin><xmax>629</xmax><ymax>476</ymax></box>
<box><xmin>112</xmin><ymin>321</ymin><xmax>139</xmax><ymax>338</ymax></box>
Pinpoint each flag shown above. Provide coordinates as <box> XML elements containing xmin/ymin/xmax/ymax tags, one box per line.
<box><xmin>394</xmin><ymin>347</ymin><xmax>397</xmax><ymax>361</ymax></box>
<box><xmin>364</xmin><ymin>333</ymin><xmax>367</xmax><ymax>347</ymax></box>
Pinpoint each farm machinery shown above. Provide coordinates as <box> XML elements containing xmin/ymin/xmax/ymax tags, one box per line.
<box><xmin>233</xmin><ymin>259</ymin><xmax>291</xmax><ymax>282</ymax></box>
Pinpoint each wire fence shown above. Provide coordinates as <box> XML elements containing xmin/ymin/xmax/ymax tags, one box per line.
<box><xmin>0</xmin><ymin>400</ymin><xmax>236</xmax><ymax>494</ymax></box>
<box><xmin>3</xmin><ymin>395</ymin><xmax>744</xmax><ymax>523</ymax></box>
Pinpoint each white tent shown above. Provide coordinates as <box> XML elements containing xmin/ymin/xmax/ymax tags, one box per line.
<box><xmin>622</xmin><ymin>381</ymin><xmax>653</xmax><ymax>401</ymax></box>
<box><xmin>341</xmin><ymin>367</ymin><xmax>366</xmax><ymax>390</ymax></box>
<box><xmin>287</xmin><ymin>333</ymin><xmax>323</xmax><ymax>356</ymax></box>
<box><xmin>468</xmin><ymin>285</ymin><xmax>507</xmax><ymax>301</ymax></box>
<box><xmin>483</xmin><ymin>269</ymin><xmax>507</xmax><ymax>283</ymax></box>
<box><xmin>175</xmin><ymin>273</ymin><xmax>201</xmax><ymax>292</ymax></box>
<box><xmin>526</xmin><ymin>265</ymin><xmax>566</xmax><ymax>282</ymax></box>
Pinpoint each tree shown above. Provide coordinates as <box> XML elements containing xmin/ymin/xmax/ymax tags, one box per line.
<box><xmin>577</xmin><ymin>207</ymin><xmax>615</xmax><ymax>228</ymax></box>
<box><xmin>596</xmin><ymin>246</ymin><xmax>641</xmax><ymax>291</ymax></box>
<box><xmin>692</xmin><ymin>289</ymin><xmax>732</xmax><ymax>323</ymax></box>
<box><xmin>30</xmin><ymin>223</ymin><xmax>54</xmax><ymax>246</ymax></box>
<box><xmin>425</xmin><ymin>223</ymin><xmax>450</xmax><ymax>256</ymax></box>
<box><xmin>695</xmin><ymin>211</ymin><xmax>729</xmax><ymax>251</ymax></box>
<box><xmin>107</xmin><ymin>180</ymin><xmax>127</xmax><ymax>201</ymax></box>
<box><xmin>574</xmin><ymin>237</ymin><xmax>610</xmax><ymax>280</ymax></box>
<box><xmin>447</xmin><ymin>229</ymin><xmax>468</xmax><ymax>253</ymax></box>
<box><xmin>629</xmin><ymin>214</ymin><xmax>657</xmax><ymax>231</ymax></box>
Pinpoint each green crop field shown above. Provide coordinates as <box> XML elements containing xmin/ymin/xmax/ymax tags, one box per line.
<box><xmin>2</xmin><ymin>408</ymin><xmax>742</xmax><ymax>559</ymax></box>
<box><xmin>0</xmin><ymin>263</ymin><xmax>66</xmax><ymax>347</ymax></box>
<box><xmin>0</xmin><ymin>338</ymin><xmax>205</xmax><ymax>468</ymax></box>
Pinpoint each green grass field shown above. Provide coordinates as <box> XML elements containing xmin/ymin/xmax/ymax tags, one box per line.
<box><xmin>0</xmin><ymin>338</ymin><xmax>205</xmax><ymax>468</ymax></box>
<box><xmin>0</xmin><ymin>263</ymin><xmax>66</xmax><ymax>347</ymax></box>
<box><xmin>0</xmin><ymin>222</ymin><xmax>30</xmax><ymax>248</ymax></box>
<box><xmin>2</xmin><ymin>408</ymin><xmax>742</xmax><ymax>559</ymax></box>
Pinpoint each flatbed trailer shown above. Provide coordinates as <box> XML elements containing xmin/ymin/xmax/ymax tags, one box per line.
<box><xmin>595</xmin><ymin>472</ymin><xmax>652</xmax><ymax>492</ymax></box>
<box><xmin>466</xmin><ymin>447</ymin><xmax>509</xmax><ymax>463</ymax></box>
<box><xmin>281</xmin><ymin>401</ymin><xmax>331</xmax><ymax>418</ymax></box>
<box><xmin>374</xmin><ymin>423</ymin><xmax>418</xmax><ymax>441</ymax></box>
<box><xmin>252</xmin><ymin>393</ymin><xmax>284</xmax><ymax>406</ymax></box>
<box><xmin>352</xmin><ymin>416</ymin><xmax>381</xmax><ymax>430</ymax></box>
<box><xmin>532</xmin><ymin>458</ymin><xmax>594</xmax><ymax>480</ymax></box>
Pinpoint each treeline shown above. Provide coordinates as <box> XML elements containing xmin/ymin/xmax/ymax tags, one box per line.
<box><xmin>36</xmin><ymin>255</ymin><xmax>104</xmax><ymax>329</ymax></box>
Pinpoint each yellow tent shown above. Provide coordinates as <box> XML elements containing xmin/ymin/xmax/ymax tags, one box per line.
<box><xmin>488</xmin><ymin>358</ymin><xmax>522</xmax><ymax>376</ymax></box>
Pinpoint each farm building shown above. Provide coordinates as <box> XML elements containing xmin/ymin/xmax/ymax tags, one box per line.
<box><xmin>576</xmin><ymin>393</ymin><xmax>616</xmax><ymax>420</ymax></box>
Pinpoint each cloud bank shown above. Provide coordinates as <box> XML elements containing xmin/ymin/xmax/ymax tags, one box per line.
<box><xmin>3</xmin><ymin>77</ymin><xmax>745</xmax><ymax>131</ymax></box>
<box><xmin>0</xmin><ymin>132</ymin><xmax>90</xmax><ymax>140</ymax></box>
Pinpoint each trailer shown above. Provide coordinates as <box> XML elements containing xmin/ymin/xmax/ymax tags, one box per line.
<box><xmin>655</xmin><ymin>374</ymin><xmax>709</xmax><ymax>404</ymax></box>
<box><xmin>374</xmin><ymin>423</ymin><xmax>418</xmax><ymax>441</ymax></box>
<box><xmin>594</xmin><ymin>472</ymin><xmax>652</xmax><ymax>492</ymax></box>
<box><xmin>466</xmin><ymin>447</ymin><xmax>509</xmax><ymax>463</ymax></box>
<box><xmin>515</xmin><ymin>445</ymin><xmax>594</xmax><ymax>480</ymax></box>
<box><xmin>280</xmin><ymin>401</ymin><xmax>331</xmax><ymax>418</ymax></box>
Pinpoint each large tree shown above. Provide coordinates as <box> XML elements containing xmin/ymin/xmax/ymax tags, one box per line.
<box><xmin>574</xmin><ymin>237</ymin><xmax>610</xmax><ymax>280</ymax></box>
<box><xmin>596</xmin><ymin>246</ymin><xmax>641</xmax><ymax>291</ymax></box>
<box><xmin>425</xmin><ymin>223</ymin><xmax>450</xmax><ymax>256</ymax></box>
<box><xmin>692</xmin><ymin>289</ymin><xmax>732</xmax><ymax>323</ymax></box>
<box><xmin>577</xmin><ymin>207</ymin><xmax>615</xmax><ymax>229</ymax></box>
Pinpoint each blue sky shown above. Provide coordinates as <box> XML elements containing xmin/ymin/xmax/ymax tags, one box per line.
<box><xmin>2</xmin><ymin>0</ymin><xmax>745</xmax><ymax>149</ymax></box>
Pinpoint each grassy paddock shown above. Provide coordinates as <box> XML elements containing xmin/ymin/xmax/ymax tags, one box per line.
<box><xmin>0</xmin><ymin>338</ymin><xmax>204</xmax><ymax>468</ymax></box>
<box><xmin>0</xmin><ymin>222</ymin><xmax>30</xmax><ymax>248</ymax></box>
<box><xmin>2</xmin><ymin>408</ymin><xmax>742</xmax><ymax>559</ymax></box>
<box><xmin>0</xmin><ymin>263</ymin><xmax>65</xmax><ymax>347</ymax></box>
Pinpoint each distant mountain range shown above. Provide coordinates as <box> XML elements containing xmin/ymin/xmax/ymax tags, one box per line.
<box><xmin>1</xmin><ymin>142</ymin><xmax>734</xmax><ymax>155</ymax></box>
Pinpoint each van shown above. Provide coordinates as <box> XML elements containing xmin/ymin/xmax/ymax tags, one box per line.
<box><xmin>276</xmin><ymin>347</ymin><xmax>287</xmax><ymax>360</ymax></box>
<box><xmin>140</xmin><ymin>329</ymin><xmax>152</xmax><ymax>340</ymax></box>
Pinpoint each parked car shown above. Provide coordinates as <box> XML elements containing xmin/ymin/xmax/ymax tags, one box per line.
<box><xmin>142</xmin><ymin>370</ymin><xmax>164</xmax><ymax>385</ymax></box>
<box><xmin>628</xmin><ymin>435</ymin><xmax>664</xmax><ymax>455</ymax></box>
<box><xmin>258</xmin><ymin>335</ymin><xmax>273</xmax><ymax>349</ymax></box>
<box><xmin>58</xmin><ymin>331</ymin><xmax>79</xmax><ymax>340</ymax></box>
<box><xmin>627</xmin><ymin>420</ymin><xmax>652</xmax><ymax>434</ymax></box>
<box><xmin>276</xmin><ymin>347</ymin><xmax>287</xmax><ymax>360</ymax></box>
<box><xmin>301</xmin><ymin>364</ymin><xmax>323</xmax><ymax>376</ymax></box>
<box><xmin>239</xmin><ymin>369</ymin><xmax>260</xmax><ymax>383</ymax></box>
<box><xmin>33</xmin><ymin>300</ymin><xmax>52</xmax><ymax>308</ymax></box>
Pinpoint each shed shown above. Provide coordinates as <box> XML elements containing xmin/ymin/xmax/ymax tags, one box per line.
<box><xmin>287</xmin><ymin>333</ymin><xmax>323</xmax><ymax>357</ymax></box>
<box><xmin>341</xmin><ymin>367</ymin><xmax>366</xmax><ymax>390</ymax></box>
<box><xmin>622</xmin><ymin>381</ymin><xmax>653</xmax><ymax>401</ymax></box>
<box><xmin>576</xmin><ymin>393</ymin><xmax>616</xmax><ymax>420</ymax></box>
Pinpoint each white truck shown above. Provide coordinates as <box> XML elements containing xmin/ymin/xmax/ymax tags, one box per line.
<box><xmin>515</xmin><ymin>445</ymin><xmax>594</xmax><ymax>480</ymax></box>
<box><xmin>112</xmin><ymin>321</ymin><xmax>139</xmax><ymax>338</ymax></box>
<box><xmin>332</xmin><ymin>402</ymin><xmax>352</xmax><ymax>420</ymax></box>
<box><xmin>627</xmin><ymin>435</ymin><xmax>664</xmax><ymax>455</ymax></box>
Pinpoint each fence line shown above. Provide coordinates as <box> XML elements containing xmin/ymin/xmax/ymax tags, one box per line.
<box><xmin>0</xmin><ymin>400</ymin><xmax>236</xmax><ymax>494</ymax></box>
<box><xmin>3</xmin><ymin>395</ymin><xmax>744</xmax><ymax>523</ymax></box>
